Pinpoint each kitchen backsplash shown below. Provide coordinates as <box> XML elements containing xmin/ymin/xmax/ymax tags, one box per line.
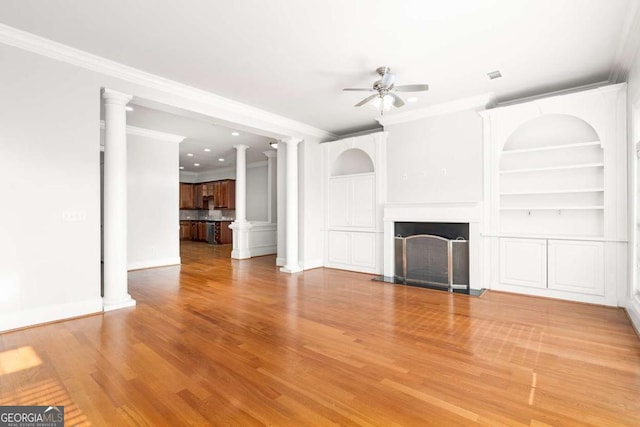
<box><xmin>180</xmin><ymin>209</ymin><xmax>236</xmax><ymax>221</ymax></box>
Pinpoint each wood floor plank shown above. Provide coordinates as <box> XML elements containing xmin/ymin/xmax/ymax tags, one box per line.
<box><xmin>0</xmin><ymin>240</ymin><xmax>638</xmax><ymax>425</ymax></box>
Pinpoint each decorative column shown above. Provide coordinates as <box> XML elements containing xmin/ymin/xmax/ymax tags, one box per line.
<box><xmin>263</xmin><ymin>150</ymin><xmax>277</xmax><ymax>223</ymax></box>
<box><xmin>276</xmin><ymin>141</ymin><xmax>286</xmax><ymax>266</ymax></box>
<box><xmin>102</xmin><ymin>88</ymin><xmax>136</xmax><ymax>311</ymax></box>
<box><xmin>231</xmin><ymin>144</ymin><xmax>252</xmax><ymax>259</ymax></box>
<box><xmin>280</xmin><ymin>137</ymin><xmax>303</xmax><ymax>273</ymax></box>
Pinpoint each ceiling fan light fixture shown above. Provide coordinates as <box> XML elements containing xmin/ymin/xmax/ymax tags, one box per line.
<box><xmin>371</xmin><ymin>94</ymin><xmax>394</xmax><ymax>113</ymax></box>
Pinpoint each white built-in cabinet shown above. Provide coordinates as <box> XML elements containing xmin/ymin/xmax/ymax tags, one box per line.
<box><xmin>322</xmin><ymin>132</ymin><xmax>387</xmax><ymax>274</ymax></box>
<box><xmin>482</xmin><ymin>84</ymin><xmax>627</xmax><ymax>306</ymax></box>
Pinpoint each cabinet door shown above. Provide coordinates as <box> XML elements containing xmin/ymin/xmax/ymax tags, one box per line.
<box><xmin>179</xmin><ymin>183</ymin><xmax>194</xmax><ymax>209</ymax></box>
<box><xmin>327</xmin><ymin>231</ymin><xmax>351</xmax><ymax>265</ymax></box>
<box><xmin>499</xmin><ymin>238</ymin><xmax>547</xmax><ymax>288</ymax></box>
<box><xmin>193</xmin><ymin>185</ymin><xmax>203</xmax><ymax>209</ymax></box>
<box><xmin>219</xmin><ymin>221</ymin><xmax>232</xmax><ymax>244</ymax></box>
<box><xmin>221</xmin><ymin>180</ymin><xmax>236</xmax><ymax>209</ymax></box>
<box><xmin>329</xmin><ymin>178</ymin><xmax>350</xmax><ymax>227</ymax></box>
<box><xmin>180</xmin><ymin>222</ymin><xmax>191</xmax><ymax>240</ymax></box>
<box><xmin>351</xmin><ymin>175</ymin><xmax>375</xmax><ymax>228</ymax></box>
<box><xmin>351</xmin><ymin>232</ymin><xmax>376</xmax><ymax>268</ymax></box>
<box><xmin>548</xmin><ymin>240</ymin><xmax>604</xmax><ymax>295</ymax></box>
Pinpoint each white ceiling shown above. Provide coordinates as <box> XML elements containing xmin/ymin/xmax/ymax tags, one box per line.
<box><xmin>125</xmin><ymin>104</ymin><xmax>274</xmax><ymax>173</ymax></box>
<box><xmin>0</xmin><ymin>0</ymin><xmax>636</xmax><ymax>135</ymax></box>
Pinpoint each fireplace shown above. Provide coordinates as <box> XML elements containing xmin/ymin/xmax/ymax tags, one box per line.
<box><xmin>393</xmin><ymin>223</ymin><xmax>469</xmax><ymax>291</ymax></box>
<box><xmin>382</xmin><ymin>202</ymin><xmax>483</xmax><ymax>292</ymax></box>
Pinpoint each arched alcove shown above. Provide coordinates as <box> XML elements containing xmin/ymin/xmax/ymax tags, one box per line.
<box><xmin>331</xmin><ymin>148</ymin><xmax>374</xmax><ymax>176</ymax></box>
<box><xmin>503</xmin><ymin>114</ymin><xmax>600</xmax><ymax>151</ymax></box>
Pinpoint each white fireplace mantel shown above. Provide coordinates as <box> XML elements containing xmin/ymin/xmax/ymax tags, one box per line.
<box><xmin>382</xmin><ymin>201</ymin><xmax>484</xmax><ymax>290</ymax></box>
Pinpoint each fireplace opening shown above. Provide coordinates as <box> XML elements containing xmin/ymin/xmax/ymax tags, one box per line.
<box><xmin>393</xmin><ymin>222</ymin><xmax>469</xmax><ymax>293</ymax></box>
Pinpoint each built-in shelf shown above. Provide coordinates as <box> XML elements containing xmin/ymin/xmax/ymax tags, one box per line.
<box><xmin>501</xmin><ymin>141</ymin><xmax>600</xmax><ymax>155</ymax></box>
<box><xmin>500</xmin><ymin>206</ymin><xmax>604</xmax><ymax>211</ymax></box>
<box><xmin>500</xmin><ymin>188</ymin><xmax>604</xmax><ymax>196</ymax></box>
<box><xmin>500</xmin><ymin>162</ymin><xmax>604</xmax><ymax>174</ymax></box>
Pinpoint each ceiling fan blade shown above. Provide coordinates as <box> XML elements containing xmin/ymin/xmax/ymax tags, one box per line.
<box><xmin>354</xmin><ymin>94</ymin><xmax>379</xmax><ymax>107</ymax></box>
<box><xmin>388</xmin><ymin>92</ymin><xmax>405</xmax><ymax>108</ymax></box>
<box><xmin>381</xmin><ymin>72</ymin><xmax>396</xmax><ymax>88</ymax></box>
<box><xmin>343</xmin><ymin>88</ymin><xmax>374</xmax><ymax>92</ymax></box>
<box><xmin>394</xmin><ymin>84</ymin><xmax>429</xmax><ymax>92</ymax></box>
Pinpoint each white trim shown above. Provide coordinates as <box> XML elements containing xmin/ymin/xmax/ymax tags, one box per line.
<box><xmin>249</xmin><ymin>245</ymin><xmax>277</xmax><ymax>257</ymax></box>
<box><xmin>496</xmin><ymin>81</ymin><xmax>622</xmax><ymax>108</ymax></box>
<box><xmin>609</xmin><ymin>0</ymin><xmax>640</xmax><ymax>83</ymax></box>
<box><xmin>100</xmin><ymin>121</ymin><xmax>185</xmax><ymax>143</ymax></box>
<box><xmin>0</xmin><ymin>297</ymin><xmax>103</xmax><ymax>332</ymax></box>
<box><xmin>128</xmin><ymin>257</ymin><xmax>181</xmax><ymax>271</ymax></box>
<box><xmin>376</xmin><ymin>93</ymin><xmax>497</xmax><ymax>127</ymax></box>
<box><xmin>301</xmin><ymin>258</ymin><xmax>324</xmax><ymax>270</ymax></box>
<box><xmin>276</xmin><ymin>257</ymin><xmax>286</xmax><ymax>266</ymax></box>
<box><xmin>0</xmin><ymin>23</ymin><xmax>336</xmax><ymax>141</ymax></box>
<box><xmin>627</xmin><ymin>293</ymin><xmax>640</xmax><ymax>335</ymax></box>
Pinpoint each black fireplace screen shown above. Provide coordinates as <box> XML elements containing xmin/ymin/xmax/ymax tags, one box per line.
<box><xmin>394</xmin><ymin>234</ymin><xmax>469</xmax><ymax>292</ymax></box>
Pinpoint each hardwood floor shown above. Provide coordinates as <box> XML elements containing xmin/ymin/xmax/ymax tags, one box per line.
<box><xmin>1</xmin><ymin>241</ymin><xmax>639</xmax><ymax>426</ymax></box>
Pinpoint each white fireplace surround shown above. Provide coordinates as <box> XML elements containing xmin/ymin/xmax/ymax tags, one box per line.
<box><xmin>383</xmin><ymin>202</ymin><xmax>483</xmax><ymax>291</ymax></box>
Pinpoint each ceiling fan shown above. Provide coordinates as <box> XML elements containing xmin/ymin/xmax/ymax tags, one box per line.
<box><xmin>343</xmin><ymin>66</ymin><xmax>429</xmax><ymax>114</ymax></box>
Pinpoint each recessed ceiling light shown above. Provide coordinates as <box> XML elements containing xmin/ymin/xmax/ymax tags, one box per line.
<box><xmin>204</xmin><ymin>148</ymin><xmax>211</xmax><ymax>152</ymax></box>
<box><xmin>231</xmin><ymin>132</ymin><xmax>240</xmax><ymax>136</ymax></box>
<box><xmin>194</xmin><ymin>163</ymin><xmax>200</xmax><ymax>167</ymax></box>
<box><xmin>125</xmin><ymin>106</ymin><xmax>134</xmax><ymax>112</ymax></box>
<box><xmin>218</xmin><ymin>158</ymin><xmax>224</xmax><ymax>162</ymax></box>
<box><xmin>179</xmin><ymin>166</ymin><xmax>184</xmax><ymax>170</ymax></box>
<box><xmin>407</xmin><ymin>97</ymin><xmax>418</xmax><ymax>103</ymax></box>
<box><xmin>269</xmin><ymin>142</ymin><xmax>278</xmax><ymax>149</ymax></box>
<box><xmin>187</xmin><ymin>153</ymin><xmax>194</xmax><ymax>157</ymax></box>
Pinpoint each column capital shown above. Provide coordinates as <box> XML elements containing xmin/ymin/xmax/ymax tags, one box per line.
<box><xmin>282</xmin><ymin>137</ymin><xmax>303</xmax><ymax>146</ymax></box>
<box><xmin>234</xmin><ymin>144</ymin><xmax>250</xmax><ymax>151</ymax></box>
<box><xmin>263</xmin><ymin>150</ymin><xmax>277</xmax><ymax>158</ymax></box>
<box><xmin>102</xmin><ymin>88</ymin><xmax>133</xmax><ymax>106</ymax></box>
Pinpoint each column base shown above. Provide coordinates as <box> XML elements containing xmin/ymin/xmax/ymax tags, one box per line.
<box><xmin>276</xmin><ymin>257</ymin><xmax>286</xmax><ymax>267</ymax></box>
<box><xmin>103</xmin><ymin>297</ymin><xmax>136</xmax><ymax>312</ymax></box>
<box><xmin>230</xmin><ymin>221</ymin><xmax>252</xmax><ymax>260</ymax></box>
<box><xmin>280</xmin><ymin>265</ymin><xmax>303</xmax><ymax>274</ymax></box>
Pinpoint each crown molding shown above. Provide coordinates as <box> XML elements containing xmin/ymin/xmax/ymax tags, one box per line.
<box><xmin>376</xmin><ymin>93</ymin><xmax>497</xmax><ymax>127</ymax></box>
<box><xmin>609</xmin><ymin>0</ymin><xmax>640</xmax><ymax>83</ymax></box>
<box><xmin>0</xmin><ymin>23</ymin><xmax>337</xmax><ymax>141</ymax></box>
<box><xmin>100</xmin><ymin>121</ymin><xmax>186</xmax><ymax>143</ymax></box>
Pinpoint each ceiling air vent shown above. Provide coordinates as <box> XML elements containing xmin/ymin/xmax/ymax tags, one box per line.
<box><xmin>486</xmin><ymin>70</ymin><xmax>503</xmax><ymax>80</ymax></box>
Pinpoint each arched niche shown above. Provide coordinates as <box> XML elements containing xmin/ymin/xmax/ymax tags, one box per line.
<box><xmin>331</xmin><ymin>148</ymin><xmax>374</xmax><ymax>176</ymax></box>
<box><xmin>503</xmin><ymin>114</ymin><xmax>600</xmax><ymax>152</ymax></box>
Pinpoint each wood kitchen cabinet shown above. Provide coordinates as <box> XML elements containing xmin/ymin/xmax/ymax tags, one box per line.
<box><xmin>197</xmin><ymin>221</ymin><xmax>208</xmax><ymax>241</ymax></box>
<box><xmin>179</xmin><ymin>183</ymin><xmax>194</xmax><ymax>209</ymax></box>
<box><xmin>213</xmin><ymin>180</ymin><xmax>236</xmax><ymax>209</ymax></box>
<box><xmin>193</xmin><ymin>184</ymin><xmax>204</xmax><ymax>209</ymax></box>
<box><xmin>214</xmin><ymin>221</ymin><xmax>233</xmax><ymax>244</ymax></box>
<box><xmin>179</xmin><ymin>221</ymin><xmax>192</xmax><ymax>240</ymax></box>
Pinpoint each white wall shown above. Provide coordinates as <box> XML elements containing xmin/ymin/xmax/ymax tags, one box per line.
<box><xmin>0</xmin><ymin>45</ymin><xmax>103</xmax><ymax>331</ymax></box>
<box><xmin>626</xmin><ymin>42</ymin><xmax>640</xmax><ymax>333</ymax></box>
<box><xmin>246</xmin><ymin>163</ymin><xmax>268</xmax><ymax>221</ymax></box>
<box><xmin>127</xmin><ymin>135</ymin><xmax>180</xmax><ymax>270</ymax></box>
<box><xmin>0</xmin><ymin>35</ymin><xmax>324</xmax><ymax>331</ymax></box>
<box><xmin>300</xmin><ymin>139</ymin><xmax>325</xmax><ymax>269</ymax></box>
<box><xmin>385</xmin><ymin>110</ymin><xmax>484</xmax><ymax>203</ymax></box>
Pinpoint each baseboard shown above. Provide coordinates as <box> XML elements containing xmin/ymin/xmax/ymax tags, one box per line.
<box><xmin>249</xmin><ymin>245</ymin><xmax>277</xmax><ymax>257</ymax></box>
<box><xmin>626</xmin><ymin>294</ymin><xmax>640</xmax><ymax>336</ymax></box>
<box><xmin>276</xmin><ymin>257</ymin><xmax>285</xmax><ymax>266</ymax></box>
<box><xmin>0</xmin><ymin>297</ymin><xmax>104</xmax><ymax>332</ymax></box>
<box><xmin>128</xmin><ymin>257</ymin><xmax>181</xmax><ymax>271</ymax></box>
<box><xmin>301</xmin><ymin>258</ymin><xmax>324</xmax><ymax>271</ymax></box>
